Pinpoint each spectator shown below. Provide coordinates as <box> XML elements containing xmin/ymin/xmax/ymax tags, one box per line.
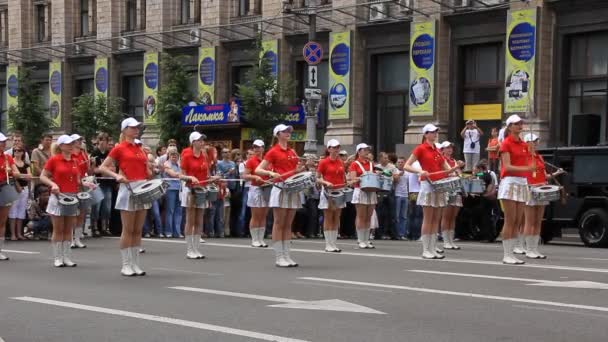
<box><xmin>461</xmin><ymin>119</ymin><xmax>484</xmax><ymax>172</ymax></box>
<box><xmin>5</xmin><ymin>131</ymin><xmax>30</xmax><ymax>164</ymax></box>
<box><xmin>205</xmin><ymin>162</ymin><xmax>227</xmax><ymax>238</ymax></box>
<box><xmin>143</xmin><ymin>145</ymin><xmax>164</xmax><ymax>237</ymax></box>
<box><xmin>8</xmin><ymin>147</ymin><xmax>32</xmax><ymax>240</ymax></box>
<box><xmin>393</xmin><ymin>156</ymin><xmax>409</xmax><ymax>240</ymax></box>
<box><xmin>486</xmin><ymin>127</ymin><xmax>500</xmax><ymax>174</ymax></box>
<box><xmin>31</xmin><ymin>133</ymin><xmax>53</xmax><ymax>177</ymax></box>
<box><xmin>25</xmin><ymin>184</ymin><xmax>52</xmax><ymax>240</ymax></box>
<box><xmin>232</xmin><ymin>148</ymin><xmax>248</xmax><ymax>237</ymax></box>
<box><xmin>90</xmin><ymin>133</ymin><xmax>114</xmax><ymax>237</ymax></box>
<box><xmin>162</xmin><ymin>147</ymin><xmax>183</xmax><ymax>238</ymax></box>
<box><xmin>217</xmin><ymin>149</ymin><xmax>238</xmax><ymax>236</ymax></box>
<box><xmin>471</xmin><ymin>160</ymin><xmax>498</xmax><ymax>242</ymax></box>
<box><xmin>375</xmin><ymin>151</ymin><xmax>397</xmax><ymax>240</ymax></box>
<box><xmin>156</xmin><ymin>139</ymin><xmax>178</xmax><ymax>170</ymax></box>
<box><xmin>238</xmin><ymin>149</ymin><xmax>253</xmax><ymax>236</ymax></box>
<box><xmin>302</xmin><ymin>155</ymin><xmax>321</xmax><ymax>238</ymax></box>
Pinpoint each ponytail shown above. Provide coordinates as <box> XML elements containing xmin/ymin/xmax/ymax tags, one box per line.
<box><xmin>51</xmin><ymin>143</ymin><xmax>61</xmax><ymax>155</ymax></box>
<box><xmin>119</xmin><ymin>132</ymin><xmax>126</xmax><ymax>143</ymax></box>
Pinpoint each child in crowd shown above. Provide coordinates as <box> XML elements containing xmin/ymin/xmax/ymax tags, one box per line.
<box><xmin>25</xmin><ymin>184</ymin><xmax>52</xmax><ymax>240</ymax></box>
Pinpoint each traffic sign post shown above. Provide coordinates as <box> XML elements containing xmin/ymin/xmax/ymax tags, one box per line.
<box><xmin>303</xmin><ymin>41</ymin><xmax>323</xmax><ymax>65</ymax></box>
<box><xmin>308</xmin><ymin>65</ymin><xmax>318</xmax><ymax>87</ymax></box>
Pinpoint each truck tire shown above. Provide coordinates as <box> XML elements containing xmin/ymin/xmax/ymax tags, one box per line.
<box><xmin>579</xmin><ymin>208</ymin><xmax>608</xmax><ymax>248</ymax></box>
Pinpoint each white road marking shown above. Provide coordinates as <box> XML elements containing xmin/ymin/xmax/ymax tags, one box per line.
<box><xmin>292</xmin><ymin>280</ymin><xmax>395</xmax><ymax>293</ymax></box>
<box><xmin>2</xmin><ymin>249</ymin><xmax>40</xmax><ymax>254</ymax></box>
<box><xmin>579</xmin><ymin>257</ymin><xmax>608</xmax><ymax>261</ymax></box>
<box><xmin>408</xmin><ymin>270</ymin><xmax>608</xmax><ymax>289</ymax></box>
<box><xmin>12</xmin><ymin>296</ymin><xmax>309</xmax><ymax>342</ymax></box>
<box><xmin>116</xmin><ymin>238</ymin><xmax>608</xmax><ymax>275</ymax></box>
<box><xmin>151</xmin><ymin>267</ymin><xmax>223</xmax><ymax>276</ymax></box>
<box><xmin>169</xmin><ymin>286</ymin><xmax>385</xmax><ymax>314</ymax></box>
<box><xmin>299</xmin><ymin>277</ymin><xmax>608</xmax><ymax>313</ymax></box>
<box><xmin>512</xmin><ymin>305</ymin><xmax>608</xmax><ymax>319</ymax></box>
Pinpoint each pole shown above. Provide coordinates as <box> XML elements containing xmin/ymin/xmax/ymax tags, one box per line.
<box><xmin>304</xmin><ymin>0</ymin><xmax>318</xmax><ymax>155</ymax></box>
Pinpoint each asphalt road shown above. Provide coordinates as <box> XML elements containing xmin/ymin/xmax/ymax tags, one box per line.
<box><xmin>1</xmin><ymin>237</ymin><xmax>608</xmax><ymax>342</ymax></box>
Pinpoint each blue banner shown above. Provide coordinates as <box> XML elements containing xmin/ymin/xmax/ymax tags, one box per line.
<box><xmin>182</xmin><ymin>103</ymin><xmax>310</xmax><ymax>126</ymax></box>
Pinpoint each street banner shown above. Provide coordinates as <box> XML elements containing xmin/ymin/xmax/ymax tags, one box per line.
<box><xmin>328</xmin><ymin>31</ymin><xmax>351</xmax><ymax>120</ymax></box>
<box><xmin>182</xmin><ymin>103</ymin><xmax>311</xmax><ymax>126</ymax></box>
<box><xmin>409</xmin><ymin>21</ymin><xmax>436</xmax><ymax>117</ymax></box>
<box><xmin>198</xmin><ymin>47</ymin><xmax>216</xmax><ymax>105</ymax></box>
<box><xmin>504</xmin><ymin>8</ymin><xmax>537</xmax><ymax>113</ymax></box>
<box><xmin>94</xmin><ymin>57</ymin><xmax>109</xmax><ymax>98</ymax></box>
<box><xmin>6</xmin><ymin>64</ymin><xmax>19</xmax><ymax>126</ymax></box>
<box><xmin>143</xmin><ymin>52</ymin><xmax>159</xmax><ymax>124</ymax></box>
<box><xmin>261</xmin><ymin>40</ymin><xmax>279</xmax><ymax>78</ymax></box>
<box><xmin>49</xmin><ymin>61</ymin><xmax>62</xmax><ymax>126</ymax></box>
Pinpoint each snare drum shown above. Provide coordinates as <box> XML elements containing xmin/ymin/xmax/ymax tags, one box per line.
<box><xmin>530</xmin><ymin>185</ymin><xmax>561</xmax><ymax>202</ymax></box>
<box><xmin>430</xmin><ymin>177</ymin><xmax>463</xmax><ymax>193</ymax></box>
<box><xmin>191</xmin><ymin>186</ymin><xmax>208</xmax><ymax>207</ymax></box>
<box><xmin>206</xmin><ymin>185</ymin><xmax>219</xmax><ymax>202</ymax></box>
<box><xmin>0</xmin><ymin>183</ymin><xmax>19</xmax><ymax>206</ymax></box>
<box><xmin>342</xmin><ymin>187</ymin><xmax>354</xmax><ymax>203</ymax></box>
<box><xmin>77</xmin><ymin>192</ymin><xmax>92</xmax><ymax>210</ymax></box>
<box><xmin>327</xmin><ymin>190</ymin><xmax>346</xmax><ymax>207</ymax></box>
<box><xmin>131</xmin><ymin>179</ymin><xmax>168</xmax><ymax>206</ymax></box>
<box><xmin>58</xmin><ymin>195</ymin><xmax>80</xmax><ymax>216</ymax></box>
<box><xmin>360</xmin><ymin>173</ymin><xmax>381</xmax><ymax>192</ymax></box>
<box><xmin>283</xmin><ymin>172</ymin><xmax>315</xmax><ymax>193</ymax></box>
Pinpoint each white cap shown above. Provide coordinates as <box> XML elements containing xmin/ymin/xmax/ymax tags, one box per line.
<box><xmin>326</xmin><ymin>139</ymin><xmax>340</xmax><ymax>148</ymax></box>
<box><xmin>0</xmin><ymin>133</ymin><xmax>7</xmax><ymax>142</ymax></box>
<box><xmin>466</xmin><ymin>119</ymin><xmax>474</xmax><ymax>124</ymax></box>
<box><xmin>356</xmin><ymin>143</ymin><xmax>371</xmax><ymax>152</ymax></box>
<box><xmin>189</xmin><ymin>131</ymin><xmax>205</xmax><ymax>144</ymax></box>
<box><xmin>121</xmin><ymin>117</ymin><xmax>142</xmax><ymax>130</ymax></box>
<box><xmin>339</xmin><ymin>150</ymin><xmax>348</xmax><ymax>156</ymax></box>
<box><xmin>506</xmin><ymin>114</ymin><xmax>523</xmax><ymax>126</ymax></box>
<box><xmin>435</xmin><ymin>142</ymin><xmax>443</xmax><ymax>149</ymax></box>
<box><xmin>57</xmin><ymin>135</ymin><xmax>74</xmax><ymax>145</ymax></box>
<box><xmin>70</xmin><ymin>134</ymin><xmax>82</xmax><ymax>141</ymax></box>
<box><xmin>441</xmin><ymin>141</ymin><xmax>453</xmax><ymax>149</ymax></box>
<box><xmin>273</xmin><ymin>124</ymin><xmax>293</xmax><ymax>136</ymax></box>
<box><xmin>422</xmin><ymin>123</ymin><xmax>439</xmax><ymax>134</ymax></box>
<box><xmin>523</xmin><ymin>133</ymin><xmax>539</xmax><ymax>142</ymax></box>
<box><xmin>134</xmin><ymin>139</ymin><xmax>142</xmax><ymax>145</ymax></box>
<box><xmin>252</xmin><ymin>139</ymin><xmax>265</xmax><ymax>147</ymax></box>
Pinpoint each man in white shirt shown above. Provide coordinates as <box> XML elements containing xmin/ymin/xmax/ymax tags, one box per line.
<box><xmin>394</xmin><ymin>157</ymin><xmax>409</xmax><ymax>240</ymax></box>
<box><xmin>460</xmin><ymin>120</ymin><xmax>483</xmax><ymax>172</ymax></box>
<box><xmin>5</xmin><ymin>131</ymin><xmax>30</xmax><ymax>164</ymax></box>
<box><xmin>407</xmin><ymin>161</ymin><xmax>422</xmax><ymax>240</ymax></box>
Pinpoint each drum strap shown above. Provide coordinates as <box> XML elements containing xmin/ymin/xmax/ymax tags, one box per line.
<box><xmin>354</xmin><ymin>161</ymin><xmax>373</xmax><ymax>174</ymax></box>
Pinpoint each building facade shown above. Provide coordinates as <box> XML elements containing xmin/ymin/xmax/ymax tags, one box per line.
<box><xmin>1</xmin><ymin>0</ymin><xmax>607</xmax><ymax>155</ymax></box>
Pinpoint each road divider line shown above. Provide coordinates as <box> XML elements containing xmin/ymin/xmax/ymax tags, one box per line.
<box><xmin>109</xmin><ymin>237</ymin><xmax>608</xmax><ymax>274</ymax></box>
<box><xmin>169</xmin><ymin>286</ymin><xmax>302</xmax><ymax>303</ymax></box>
<box><xmin>299</xmin><ymin>277</ymin><xmax>608</xmax><ymax>313</ymax></box>
<box><xmin>151</xmin><ymin>267</ymin><xmax>223</xmax><ymax>276</ymax></box>
<box><xmin>12</xmin><ymin>296</ymin><xmax>309</xmax><ymax>342</ymax></box>
<box><xmin>3</xmin><ymin>249</ymin><xmax>40</xmax><ymax>254</ymax></box>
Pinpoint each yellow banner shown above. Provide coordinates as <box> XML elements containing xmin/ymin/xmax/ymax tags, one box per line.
<box><xmin>261</xmin><ymin>40</ymin><xmax>279</xmax><ymax>78</ymax></box>
<box><xmin>409</xmin><ymin>21</ymin><xmax>436</xmax><ymax>117</ymax></box>
<box><xmin>198</xmin><ymin>47</ymin><xmax>215</xmax><ymax>105</ymax></box>
<box><xmin>6</xmin><ymin>64</ymin><xmax>19</xmax><ymax>125</ymax></box>
<box><xmin>143</xmin><ymin>52</ymin><xmax>159</xmax><ymax>124</ymax></box>
<box><xmin>94</xmin><ymin>57</ymin><xmax>109</xmax><ymax>98</ymax></box>
<box><xmin>328</xmin><ymin>31</ymin><xmax>350</xmax><ymax>120</ymax></box>
<box><xmin>49</xmin><ymin>61</ymin><xmax>62</xmax><ymax>127</ymax></box>
<box><xmin>464</xmin><ymin>104</ymin><xmax>503</xmax><ymax>121</ymax></box>
<box><xmin>504</xmin><ymin>8</ymin><xmax>537</xmax><ymax>113</ymax></box>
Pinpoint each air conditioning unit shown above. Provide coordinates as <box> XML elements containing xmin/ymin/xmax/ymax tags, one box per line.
<box><xmin>74</xmin><ymin>44</ymin><xmax>85</xmax><ymax>55</ymax></box>
<box><xmin>454</xmin><ymin>0</ymin><xmax>471</xmax><ymax>8</ymax></box>
<box><xmin>398</xmin><ymin>0</ymin><xmax>414</xmax><ymax>14</ymax></box>
<box><xmin>189</xmin><ymin>29</ymin><xmax>200</xmax><ymax>43</ymax></box>
<box><xmin>118</xmin><ymin>36</ymin><xmax>132</xmax><ymax>50</ymax></box>
<box><xmin>369</xmin><ymin>2</ymin><xmax>388</xmax><ymax>21</ymax></box>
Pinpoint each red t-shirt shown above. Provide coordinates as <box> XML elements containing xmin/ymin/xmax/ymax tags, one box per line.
<box><xmin>527</xmin><ymin>154</ymin><xmax>547</xmax><ymax>185</ymax></box>
<box><xmin>245</xmin><ymin>155</ymin><xmax>268</xmax><ymax>186</ymax></box>
<box><xmin>499</xmin><ymin>135</ymin><xmax>530</xmax><ymax>179</ymax></box>
<box><xmin>72</xmin><ymin>150</ymin><xmax>89</xmax><ymax>177</ymax></box>
<box><xmin>181</xmin><ymin>147</ymin><xmax>192</xmax><ymax>159</ymax></box>
<box><xmin>348</xmin><ymin>158</ymin><xmax>374</xmax><ymax>188</ymax></box>
<box><xmin>412</xmin><ymin>143</ymin><xmax>447</xmax><ymax>182</ymax></box>
<box><xmin>181</xmin><ymin>150</ymin><xmax>209</xmax><ymax>188</ymax></box>
<box><xmin>263</xmin><ymin>144</ymin><xmax>298</xmax><ymax>181</ymax></box>
<box><xmin>318</xmin><ymin>157</ymin><xmax>345</xmax><ymax>188</ymax></box>
<box><xmin>108</xmin><ymin>141</ymin><xmax>149</xmax><ymax>181</ymax></box>
<box><xmin>44</xmin><ymin>154</ymin><xmax>80</xmax><ymax>193</ymax></box>
<box><xmin>488</xmin><ymin>138</ymin><xmax>500</xmax><ymax>160</ymax></box>
<box><xmin>0</xmin><ymin>154</ymin><xmax>15</xmax><ymax>183</ymax></box>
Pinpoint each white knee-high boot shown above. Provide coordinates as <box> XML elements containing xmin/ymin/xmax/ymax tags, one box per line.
<box><xmin>130</xmin><ymin>246</ymin><xmax>146</xmax><ymax>275</ymax></box>
<box><xmin>120</xmin><ymin>248</ymin><xmax>135</xmax><ymax>276</ymax></box>
<box><xmin>430</xmin><ymin>235</ymin><xmax>445</xmax><ymax>259</ymax></box>
<box><xmin>193</xmin><ymin>235</ymin><xmax>204</xmax><ymax>259</ymax></box>
<box><xmin>0</xmin><ymin>238</ymin><xmax>9</xmax><ymax>260</ymax></box>
<box><xmin>258</xmin><ymin>228</ymin><xmax>268</xmax><ymax>247</ymax></box>
<box><xmin>513</xmin><ymin>234</ymin><xmax>526</xmax><ymax>254</ymax></box>
<box><xmin>273</xmin><ymin>241</ymin><xmax>290</xmax><ymax>267</ymax></box>
<box><xmin>356</xmin><ymin>229</ymin><xmax>366</xmax><ymax>249</ymax></box>
<box><xmin>52</xmin><ymin>241</ymin><xmax>64</xmax><ymax>267</ymax></box>
<box><xmin>283</xmin><ymin>240</ymin><xmax>298</xmax><ymax>267</ymax></box>
<box><xmin>503</xmin><ymin>239</ymin><xmax>525</xmax><ymax>264</ymax></box>
<box><xmin>71</xmin><ymin>226</ymin><xmax>86</xmax><ymax>248</ymax></box>
<box><xmin>250</xmin><ymin>228</ymin><xmax>261</xmax><ymax>247</ymax></box>
<box><xmin>186</xmin><ymin>235</ymin><xmax>198</xmax><ymax>259</ymax></box>
<box><xmin>62</xmin><ymin>241</ymin><xmax>77</xmax><ymax>267</ymax></box>
<box><xmin>421</xmin><ymin>235</ymin><xmax>435</xmax><ymax>259</ymax></box>
<box><xmin>330</xmin><ymin>230</ymin><xmax>341</xmax><ymax>252</ymax></box>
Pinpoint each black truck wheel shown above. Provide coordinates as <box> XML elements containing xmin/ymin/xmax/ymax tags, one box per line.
<box><xmin>579</xmin><ymin>208</ymin><xmax>608</xmax><ymax>248</ymax></box>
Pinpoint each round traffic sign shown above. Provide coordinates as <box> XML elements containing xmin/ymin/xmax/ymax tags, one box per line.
<box><xmin>303</xmin><ymin>41</ymin><xmax>323</xmax><ymax>65</ymax></box>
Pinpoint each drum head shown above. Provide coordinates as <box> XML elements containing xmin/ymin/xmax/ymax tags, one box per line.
<box><xmin>77</xmin><ymin>192</ymin><xmax>91</xmax><ymax>200</ymax></box>
<box><xmin>206</xmin><ymin>185</ymin><xmax>218</xmax><ymax>191</ymax></box>
<box><xmin>59</xmin><ymin>196</ymin><xmax>77</xmax><ymax>204</ymax></box>
<box><xmin>329</xmin><ymin>190</ymin><xmax>342</xmax><ymax>197</ymax></box>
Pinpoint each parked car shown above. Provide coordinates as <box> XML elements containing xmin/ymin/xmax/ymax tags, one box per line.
<box><xmin>538</xmin><ymin>146</ymin><xmax>608</xmax><ymax>248</ymax></box>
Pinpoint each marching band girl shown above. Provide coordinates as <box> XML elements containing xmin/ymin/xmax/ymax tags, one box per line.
<box><xmin>317</xmin><ymin>139</ymin><xmax>346</xmax><ymax>252</ymax></box>
<box><xmin>243</xmin><ymin>139</ymin><xmax>269</xmax><ymax>248</ymax></box>
<box><xmin>348</xmin><ymin>143</ymin><xmax>377</xmax><ymax>249</ymax></box>
<box><xmin>70</xmin><ymin>134</ymin><xmax>90</xmax><ymax>249</ymax></box>
<box><xmin>0</xmin><ymin>133</ymin><xmax>22</xmax><ymax>261</ymax></box>
<box><xmin>439</xmin><ymin>141</ymin><xmax>462</xmax><ymax>251</ymax></box>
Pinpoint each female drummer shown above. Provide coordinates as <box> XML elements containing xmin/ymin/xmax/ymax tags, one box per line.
<box><xmin>99</xmin><ymin>118</ymin><xmax>151</xmax><ymax>276</ymax></box>
<box><xmin>439</xmin><ymin>141</ymin><xmax>462</xmax><ymax>250</ymax></box>
<box><xmin>403</xmin><ymin>124</ymin><xmax>463</xmax><ymax>259</ymax></box>
<box><xmin>317</xmin><ymin>139</ymin><xmax>346</xmax><ymax>252</ymax></box>
<box><xmin>70</xmin><ymin>134</ymin><xmax>90</xmax><ymax>249</ymax></box>
<box><xmin>0</xmin><ymin>133</ymin><xmax>22</xmax><ymax>261</ymax></box>
<box><xmin>255</xmin><ymin>124</ymin><xmax>304</xmax><ymax>267</ymax></box>
<box><xmin>348</xmin><ymin>143</ymin><xmax>378</xmax><ymax>249</ymax></box>
<box><xmin>243</xmin><ymin>139</ymin><xmax>269</xmax><ymax>248</ymax></box>
<box><xmin>41</xmin><ymin>135</ymin><xmax>95</xmax><ymax>267</ymax></box>
<box><xmin>180</xmin><ymin>131</ymin><xmax>218</xmax><ymax>259</ymax></box>
<box><xmin>497</xmin><ymin>115</ymin><xmax>535</xmax><ymax>264</ymax></box>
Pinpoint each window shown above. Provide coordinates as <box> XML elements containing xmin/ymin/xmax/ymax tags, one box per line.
<box><xmin>237</xmin><ymin>0</ymin><xmax>249</xmax><ymax>16</ymax></box>
<box><xmin>567</xmin><ymin>32</ymin><xmax>608</xmax><ymax>146</ymax></box>
<box><xmin>123</xmin><ymin>76</ymin><xmax>144</xmax><ymax>121</ymax></box>
<box><xmin>231</xmin><ymin>65</ymin><xmax>252</xmax><ymax>97</ymax></box>
<box><xmin>0</xmin><ymin>8</ymin><xmax>8</xmax><ymax>46</ymax></box>
<box><xmin>180</xmin><ymin>0</ymin><xmax>191</xmax><ymax>24</ymax></box>
<box><xmin>80</xmin><ymin>0</ymin><xmax>90</xmax><ymax>36</ymax></box>
<box><xmin>75</xmin><ymin>78</ymin><xmax>94</xmax><ymax>97</ymax></box>
<box><xmin>126</xmin><ymin>0</ymin><xmax>137</xmax><ymax>31</ymax></box>
<box><xmin>462</xmin><ymin>44</ymin><xmax>503</xmax><ymax>104</ymax></box>
<box><xmin>36</xmin><ymin>4</ymin><xmax>49</xmax><ymax>42</ymax></box>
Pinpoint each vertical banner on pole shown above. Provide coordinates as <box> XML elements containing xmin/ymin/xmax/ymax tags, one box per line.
<box><xmin>198</xmin><ymin>47</ymin><xmax>216</xmax><ymax>105</ymax></box>
<box><xmin>261</xmin><ymin>40</ymin><xmax>279</xmax><ymax>78</ymax></box>
<box><xmin>49</xmin><ymin>61</ymin><xmax>62</xmax><ymax>127</ymax></box>
<box><xmin>328</xmin><ymin>31</ymin><xmax>351</xmax><ymax>120</ymax></box>
<box><xmin>6</xmin><ymin>64</ymin><xmax>19</xmax><ymax>127</ymax></box>
<box><xmin>94</xmin><ymin>57</ymin><xmax>109</xmax><ymax>99</ymax></box>
<box><xmin>409</xmin><ymin>21</ymin><xmax>436</xmax><ymax>117</ymax></box>
<box><xmin>504</xmin><ymin>8</ymin><xmax>537</xmax><ymax>114</ymax></box>
<box><xmin>143</xmin><ymin>52</ymin><xmax>159</xmax><ymax>124</ymax></box>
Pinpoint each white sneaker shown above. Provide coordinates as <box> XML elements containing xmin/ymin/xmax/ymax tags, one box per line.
<box><xmin>274</xmin><ymin>242</ymin><xmax>291</xmax><ymax>267</ymax></box>
<box><xmin>422</xmin><ymin>251</ymin><xmax>437</xmax><ymax>259</ymax></box>
<box><xmin>503</xmin><ymin>255</ymin><xmax>525</xmax><ymax>265</ymax></box>
<box><xmin>252</xmin><ymin>241</ymin><xmax>262</xmax><ymax>248</ymax></box>
<box><xmin>513</xmin><ymin>246</ymin><xmax>526</xmax><ymax>255</ymax></box>
<box><xmin>358</xmin><ymin>242</ymin><xmax>368</xmax><ymax>249</ymax></box>
<box><xmin>276</xmin><ymin>255</ymin><xmax>291</xmax><ymax>267</ymax></box>
<box><xmin>0</xmin><ymin>252</ymin><xmax>8</xmax><ymax>261</ymax></box>
<box><xmin>199</xmin><ymin>237</ymin><xmax>206</xmax><ymax>243</ymax></box>
<box><xmin>525</xmin><ymin>250</ymin><xmax>542</xmax><ymax>259</ymax></box>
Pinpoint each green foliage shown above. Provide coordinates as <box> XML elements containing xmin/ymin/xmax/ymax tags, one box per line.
<box><xmin>237</xmin><ymin>35</ymin><xmax>296</xmax><ymax>145</ymax></box>
<box><xmin>7</xmin><ymin>67</ymin><xmax>55</xmax><ymax>149</ymax></box>
<box><xmin>71</xmin><ymin>93</ymin><xmax>125</xmax><ymax>151</ymax></box>
<box><xmin>156</xmin><ymin>53</ymin><xmax>194</xmax><ymax>148</ymax></box>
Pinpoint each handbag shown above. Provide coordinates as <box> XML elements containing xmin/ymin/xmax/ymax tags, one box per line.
<box><xmin>468</xmin><ymin>131</ymin><xmax>477</xmax><ymax>149</ymax></box>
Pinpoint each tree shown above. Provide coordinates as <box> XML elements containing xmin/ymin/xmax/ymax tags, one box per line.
<box><xmin>156</xmin><ymin>53</ymin><xmax>195</xmax><ymax>148</ymax></box>
<box><xmin>8</xmin><ymin>67</ymin><xmax>55</xmax><ymax>149</ymax></box>
<box><xmin>237</xmin><ymin>35</ymin><xmax>296</xmax><ymax>145</ymax></box>
<box><xmin>71</xmin><ymin>93</ymin><xmax>125</xmax><ymax>151</ymax></box>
